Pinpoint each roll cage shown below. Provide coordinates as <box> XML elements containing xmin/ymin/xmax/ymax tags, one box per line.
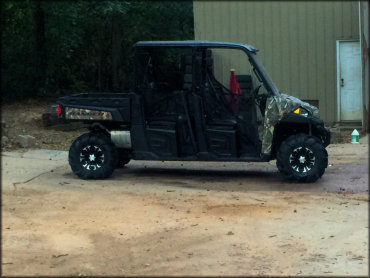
<box><xmin>133</xmin><ymin>40</ymin><xmax>280</xmax><ymax>96</ymax></box>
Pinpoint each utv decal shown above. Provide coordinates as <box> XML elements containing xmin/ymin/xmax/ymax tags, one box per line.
<box><xmin>261</xmin><ymin>94</ymin><xmax>319</xmax><ymax>154</ymax></box>
<box><xmin>65</xmin><ymin>107</ymin><xmax>112</xmax><ymax>120</ymax></box>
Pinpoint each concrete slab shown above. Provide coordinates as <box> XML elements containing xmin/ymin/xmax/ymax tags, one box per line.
<box><xmin>1</xmin><ymin>149</ymin><xmax>68</xmax><ymax>186</ymax></box>
<box><xmin>359</xmin><ymin>133</ymin><xmax>369</xmax><ymax>144</ymax></box>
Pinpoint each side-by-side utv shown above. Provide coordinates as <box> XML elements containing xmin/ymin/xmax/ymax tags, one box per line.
<box><xmin>57</xmin><ymin>41</ymin><xmax>330</xmax><ymax>182</ymax></box>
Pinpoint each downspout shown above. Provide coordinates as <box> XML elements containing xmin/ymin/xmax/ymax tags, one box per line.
<box><xmin>359</xmin><ymin>0</ymin><xmax>364</xmax><ymax>130</ymax></box>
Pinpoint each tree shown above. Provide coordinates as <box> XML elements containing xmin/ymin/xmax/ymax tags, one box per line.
<box><xmin>1</xmin><ymin>1</ymin><xmax>194</xmax><ymax>102</ymax></box>
<box><xmin>34</xmin><ymin>3</ymin><xmax>46</xmax><ymax>94</ymax></box>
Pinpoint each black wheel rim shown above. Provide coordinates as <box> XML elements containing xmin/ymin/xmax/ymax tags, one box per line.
<box><xmin>79</xmin><ymin>145</ymin><xmax>105</xmax><ymax>171</ymax></box>
<box><xmin>289</xmin><ymin>147</ymin><xmax>315</xmax><ymax>173</ymax></box>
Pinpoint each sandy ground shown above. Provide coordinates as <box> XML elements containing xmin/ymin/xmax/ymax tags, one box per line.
<box><xmin>1</xmin><ymin>139</ymin><xmax>368</xmax><ymax>276</ymax></box>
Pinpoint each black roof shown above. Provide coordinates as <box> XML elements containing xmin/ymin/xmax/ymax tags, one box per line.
<box><xmin>134</xmin><ymin>40</ymin><xmax>258</xmax><ymax>53</ymax></box>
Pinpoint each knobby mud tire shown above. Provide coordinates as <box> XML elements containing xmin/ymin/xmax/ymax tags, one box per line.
<box><xmin>69</xmin><ymin>132</ymin><xmax>117</xmax><ymax>179</ymax></box>
<box><xmin>276</xmin><ymin>133</ymin><xmax>328</xmax><ymax>183</ymax></box>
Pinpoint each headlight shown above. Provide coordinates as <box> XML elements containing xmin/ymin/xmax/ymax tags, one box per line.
<box><xmin>293</xmin><ymin>107</ymin><xmax>309</xmax><ymax>117</ymax></box>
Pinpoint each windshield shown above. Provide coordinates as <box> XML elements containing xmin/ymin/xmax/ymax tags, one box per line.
<box><xmin>247</xmin><ymin>52</ymin><xmax>280</xmax><ymax>96</ymax></box>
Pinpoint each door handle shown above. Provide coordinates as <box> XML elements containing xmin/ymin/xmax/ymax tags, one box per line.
<box><xmin>340</xmin><ymin>78</ymin><xmax>344</xmax><ymax>87</ymax></box>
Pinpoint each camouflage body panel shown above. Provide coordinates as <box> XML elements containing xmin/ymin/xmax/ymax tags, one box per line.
<box><xmin>65</xmin><ymin>107</ymin><xmax>112</xmax><ymax>120</ymax></box>
<box><xmin>261</xmin><ymin>93</ymin><xmax>319</xmax><ymax>155</ymax></box>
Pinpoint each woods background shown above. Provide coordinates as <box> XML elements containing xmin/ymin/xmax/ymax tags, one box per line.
<box><xmin>1</xmin><ymin>1</ymin><xmax>194</xmax><ymax>102</ymax></box>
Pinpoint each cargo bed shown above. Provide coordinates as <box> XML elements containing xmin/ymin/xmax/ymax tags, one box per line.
<box><xmin>57</xmin><ymin>93</ymin><xmax>132</xmax><ymax>123</ymax></box>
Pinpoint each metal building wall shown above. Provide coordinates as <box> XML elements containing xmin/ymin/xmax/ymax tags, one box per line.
<box><xmin>193</xmin><ymin>1</ymin><xmax>359</xmax><ymax>124</ymax></box>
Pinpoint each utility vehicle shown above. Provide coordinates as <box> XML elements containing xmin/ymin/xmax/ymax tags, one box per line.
<box><xmin>57</xmin><ymin>41</ymin><xmax>330</xmax><ymax>182</ymax></box>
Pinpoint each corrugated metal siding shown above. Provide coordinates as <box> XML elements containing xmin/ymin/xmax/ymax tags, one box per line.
<box><xmin>194</xmin><ymin>1</ymin><xmax>359</xmax><ymax>123</ymax></box>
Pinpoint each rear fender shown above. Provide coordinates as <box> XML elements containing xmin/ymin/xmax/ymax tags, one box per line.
<box><xmin>88</xmin><ymin>122</ymin><xmax>110</xmax><ymax>137</ymax></box>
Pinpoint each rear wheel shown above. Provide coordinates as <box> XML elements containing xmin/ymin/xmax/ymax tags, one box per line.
<box><xmin>69</xmin><ymin>132</ymin><xmax>117</xmax><ymax>179</ymax></box>
<box><xmin>276</xmin><ymin>133</ymin><xmax>328</xmax><ymax>182</ymax></box>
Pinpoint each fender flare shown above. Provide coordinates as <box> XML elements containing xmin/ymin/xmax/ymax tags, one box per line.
<box><xmin>88</xmin><ymin>122</ymin><xmax>110</xmax><ymax>136</ymax></box>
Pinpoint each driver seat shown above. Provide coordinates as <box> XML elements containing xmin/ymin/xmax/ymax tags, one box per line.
<box><xmin>237</xmin><ymin>75</ymin><xmax>254</xmax><ymax>96</ymax></box>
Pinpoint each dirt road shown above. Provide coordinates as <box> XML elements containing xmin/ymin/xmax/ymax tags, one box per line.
<box><xmin>1</xmin><ymin>141</ymin><xmax>368</xmax><ymax>276</ymax></box>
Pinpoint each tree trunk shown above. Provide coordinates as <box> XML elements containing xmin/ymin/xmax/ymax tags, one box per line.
<box><xmin>34</xmin><ymin>4</ymin><xmax>47</xmax><ymax>94</ymax></box>
<box><xmin>111</xmin><ymin>14</ymin><xmax>122</xmax><ymax>92</ymax></box>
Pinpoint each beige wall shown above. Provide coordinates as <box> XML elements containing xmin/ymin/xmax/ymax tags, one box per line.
<box><xmin>194</xmin><ymin>1</ymin><xmax>360</xmax><ymax>124</ymax></box>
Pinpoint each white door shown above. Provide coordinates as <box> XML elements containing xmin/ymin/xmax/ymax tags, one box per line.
<box><xmin>338</xmin><ymin>41</ymin><xmax>362</xmax><ymax>121</ymax></box>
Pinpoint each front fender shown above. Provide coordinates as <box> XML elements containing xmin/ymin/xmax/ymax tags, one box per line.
<box><xmin>269</xmin><ymin>113</ymin><xmax>330</xmax><ymax>158</ymax></box>
<box><xmin>261</xmin><ymin>94</ymin><xmax>320</xmax><ymax>155</ymax></box>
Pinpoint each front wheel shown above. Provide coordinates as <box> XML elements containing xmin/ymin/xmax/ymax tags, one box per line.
<box><xmin>276</xmin><ymin>134</ymin><xmax>328</xmax><ymax>182</ymax></box>
<box><xmin>69</xmin><ymin>132</ymin><xmax>117</xmax><ymax>179</ymax></box>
